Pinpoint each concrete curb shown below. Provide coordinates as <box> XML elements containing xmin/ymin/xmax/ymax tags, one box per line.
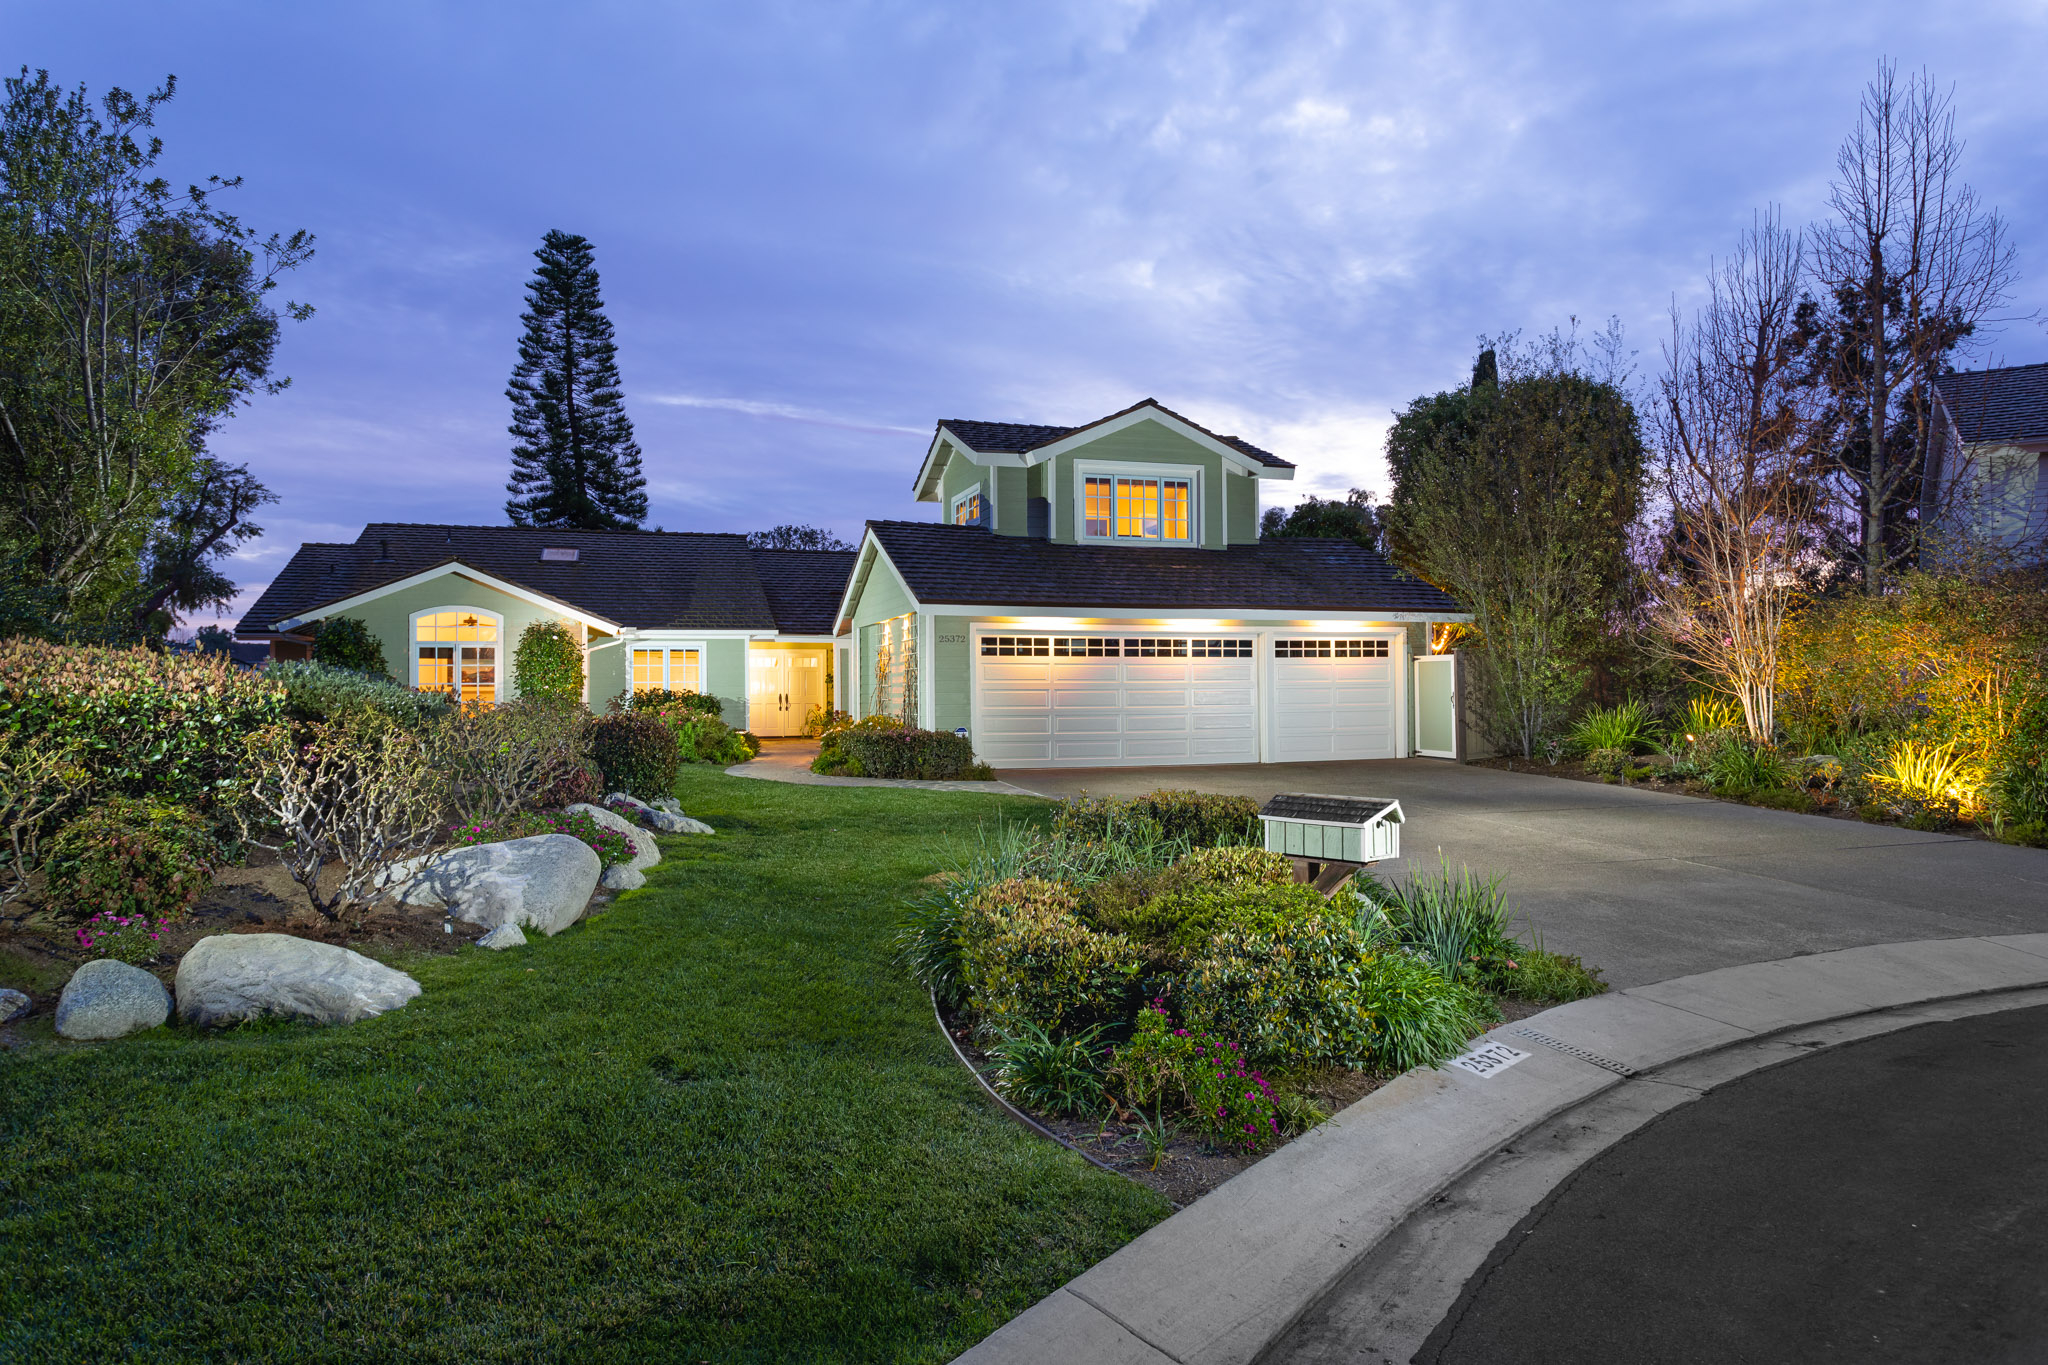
<box><xmin>952</xmin><ymin>933</ymin><xmax>2048</xmax><ymax>1365</ymax></box>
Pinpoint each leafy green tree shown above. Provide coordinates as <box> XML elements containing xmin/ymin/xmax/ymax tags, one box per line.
<box><xmin>512</xmin><ymin>620</ymin><xmax>585</xmax><ymax>702</ymax></box>
<box><xmin>746</xmin><ymin>524</ymin><xmax>853</xmax><ymax>551</ymax></box>
<box><xmin>192</xmin><ymin>624</ymin><xmax>233</xmax><ymax>654</ymax></box>
<box><xmin>504</xmin><ymin>230</ymin><xmax>647</xmax><ymax>530</ymax></box>
<box><xmin>1259</xmin><ymin>489</ymin><xmax>1385</xmax><ymax>553</ymax></box>
<box><xmin>0</xmin><ymin>69</ymin><xmax>309</xmax><ymax>629</ymax></box>
<box><xmin>311</xmin><ymin>617</ymin><xmax>388</xmax><ymax>676</ymax></box>
<box><xmin>1386</xmin><ymin>342</ymin><xmax>1647</xmax><ymax>757</ymax></box>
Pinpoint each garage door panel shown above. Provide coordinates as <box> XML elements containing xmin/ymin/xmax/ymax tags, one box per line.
<box><xmin>1123</xmin><ymin>689</ymin><xmax>1190</xmax><ymax>709</ymax></box>
<box><xmin>1124</xmin><ymin>737</ymin><xmax>1194</xmax><ymax>758</ymax></box>
<box><xmin>1053</xmin><ymin>739</ymin><xmax>1124</xmax><ymax>761</ymax></box>
<box><xmin>981</xmin><ymin>662</ymin><xmax>1051</xmax><ymax>683</ymax></box>
<box><xmin>1053</xmin><ymin>714</ymin><xmax>1123</xmax><ymax>734</ymax></box>
<box><xmin>1267</xmin><ymin>637</ymin><xmax>1400</xmax><ymax>762</ymax></box>
<box><xmin>1051</xmin><ymin>688</ymin><xmax>1123</xmax><ymax>710</ymax></box>
<box><xmin>1190</xmin><ymin>688</ymin><xmax>1253</xmax><ymax>709</ymax></box>
<box><xmin>1123</xmin><ymin>713</ymin><xmax>1192</xmax><ymax>733</ymax></box>
<box><xmin>1123</xmin><ymin>663</ymin><xmax>1191</xmax><ymax>682</ymax></box>
<box><xmin>1052</xmin><ymin>662</ymin><xmax>1121</xmax><ymax>683</ymax></box>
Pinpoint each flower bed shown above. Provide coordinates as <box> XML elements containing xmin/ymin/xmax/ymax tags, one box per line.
<box><xmin>904</xmin><ymin>793</ymin><xmax>1604</xmax><ymax>1201</ymax></box>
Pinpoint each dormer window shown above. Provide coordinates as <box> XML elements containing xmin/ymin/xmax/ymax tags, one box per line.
<box><xmin>950</xmin><ymin>486</ymin><xmax>984</xmax><ymax>526</ymax></box>
<box><xmin>1078</xmin><ymin>465</ymin><xmax>1196</xmax><ymax>543</ymax></box>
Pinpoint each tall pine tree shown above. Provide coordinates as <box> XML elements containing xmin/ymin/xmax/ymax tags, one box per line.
<box><xmin>504</xmin><ymin>230</ymin><xmax>648</xmax><ymax>529</ymax></box>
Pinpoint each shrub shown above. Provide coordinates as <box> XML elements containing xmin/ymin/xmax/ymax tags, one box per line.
<box><xmin>649</xmin><ymin>707</ymin><xmax>757</xmax><ymax>766</ymax></box>
<box><xmin>1500</xmin><ymin>944</ymin><xmax>1606</xmax><ymax>1002</ymax></box>
<box><xmin>812</xmin><ymin>714</ymin><xmax>904</xmax><ymax>774</ymax></box>
<box><xmin>269</xmin><ymin>660</ymin><xmax>454</xmax><ymax>730</ymax></box>
<box><xmin>804</xmin><ymin>706</ymin><xmax>852</xmax><ymax>737</ymax></box>
<box><xmin>441</xmin><ymin>700</ymin><xmax>594</xmax><ymax>822</ymax></box>
<box><xmin>841</xmin><ymin>728</ymin><xmax>978</xmax><ymax>780</ymax></box>
<box><xmin>45</xmin><ymin>796</ymin><xmax>221</xmax><ymax>926</ymax></box>
<box><xmin>1676</xmin><ymin>695</ymin><xmax>1741</xmax><ymax>743</ymax></box>
<box><xmin>626</xmin><ymin>687</ymin><xmax>723</xmax><ymax>718</ymax></box>
<box><xmin>1370</xmin><ymin>858</ymin><xmax>1518</xmax><ymax>987</ymax></box>
<box><xmin>958</xmin><ymin>878</ymin><xmax>1146</xmax><ymax>1037</ymax></box>
<box><xmin>985</xmin><ymin>1020</ymin><xmax>1110</xmax><ymax>1116</ymax></box>
<box><xmin>74</xmin><ymin>911</ymin><xmax>166</xmax><ymax>965</ymax></box>
<box><xmin>1583</xmin><ymin>746</ymin><xmax>1629</xmax><ymax>776</ymax></box>
<box><xmin>310</xmin><ymin>616</ymin><xmax>390</xmax><ymax>675</ymax></box>
<box><xmin>0</xmin><ymin>638</ymin><xmax>286</xmax><ymax>814</ymax></box>
<box><xmin>1052</xmin><ymin>790</ymin><xmax>1260</xmax><ymax>848</ymax></box>
<box><xmin>589</xmin><ymin>710</ymin><xmax>681</xmax><ymax>802</ymax></box>
<box><xmin>1707</xmin><ymin>738</ymin><xmax>1789</xmax><ymax>791</ymax></box>
<box><xmin>1178</xmin><ymin>845</ymin><xmax>1294</xmax><ymax>884</ymax></box>
<box><xmin>512</xmin><ymin>621</ymin><xmax>584</xmax><ymax>703</ymax></box>
<box><xmin>0</xmin><ymin>728</ymin><xmax>92</xmax><ymax>905</ymax></box>
<box><xmin>1866</xmin><ymin>738</ymin><xmax>1987</xmax><ymax>819</ymax></box>
<box><xmin>1356</xmin><ymin>950</ymin><xmax>1498</xmax><ymax>1073</ymax></box>
<box><xmin>1110</xmin><ymin>1003</ymin><xmax>1282</xmax><ymax>1149</ymax></box>
<box><xmin>1091</xmin><ymin>876</ymin><xmax>1336</xmax><ymax>952</ymax></box>
<box><xmin>1570</xmin><ymin>699</ymin><xmax>1657</xmax><ymax>756</ymax></box>
<box><xmin>447</xmin><ymin>809</ymin><xmax>635</xmax><ymax>867</ymax></box>
<box><xmin>241</xmin><ymin>712</ymin><xmax>444</xmax><ymax>922</ymax></box>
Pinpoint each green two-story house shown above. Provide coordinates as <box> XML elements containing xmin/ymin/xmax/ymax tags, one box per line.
<box><xmin>835</xmin><ymin>398</ymin><xmax>1471</xmax><ymax>769</ymax></box>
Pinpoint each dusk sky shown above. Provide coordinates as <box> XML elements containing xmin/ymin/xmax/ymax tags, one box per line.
<box><xmin>14</xmin><ymin>2</ymin><xmax>2048</xmax><ymax>632</ymax></box>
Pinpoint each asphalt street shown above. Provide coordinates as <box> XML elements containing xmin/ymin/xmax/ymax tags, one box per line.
<box><xmin>1417</xmin><ymin>1002</ymin><xmax>2048</xmax><ymax>1364</ymax></box>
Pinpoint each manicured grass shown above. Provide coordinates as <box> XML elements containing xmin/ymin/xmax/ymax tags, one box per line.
<box><xmin>0</xmin><ymin>771</ymin><xmax>1169</xmax><ymax>1362</ymax></box>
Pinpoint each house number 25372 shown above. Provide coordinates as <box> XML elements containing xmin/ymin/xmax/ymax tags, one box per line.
<box><xmin>937</xmin><ymin>634</ymin><xmax>967</xmax><ymax>643</ymax></box>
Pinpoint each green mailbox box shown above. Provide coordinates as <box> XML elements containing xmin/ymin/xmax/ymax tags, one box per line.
<box><xmin>1259</xmin><ymin>794</ymin><xmax>1404</xmax><ymax>893</ymax></box>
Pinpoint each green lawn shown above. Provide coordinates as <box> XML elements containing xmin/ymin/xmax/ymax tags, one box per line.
<box><xmin>0</xmin><ymin>771</ymin><xmax>1168</xmax><ymax>1363</ymax></box>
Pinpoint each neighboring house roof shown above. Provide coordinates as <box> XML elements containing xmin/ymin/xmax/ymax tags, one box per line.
<box><xmin>235</xmin><ymin>524</ymin><xmax>842</xmax><ymax>637</ymax></box>
<box><xmin>936</xmin><ymin>398</ymin><xmax>1295</xmax><ymax>469</ymax></box>
<box><xmin>1934</xmin><ymin>363</ymin><xmax>2048</xmax><ymax>446</ymax></box>
<box><xmin>748</xmin><ymin>547</ymin><xmax>859</xmax><ymax>636</ymax></box>
<box><xmin>860</xmin><ymin>520</ymin><xmax>1465</xmax><ymax>617</ymax></box>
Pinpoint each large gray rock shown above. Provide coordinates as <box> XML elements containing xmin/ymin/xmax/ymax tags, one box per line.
<box><xmin>384</xmin><ymin>833</ymin><xmax>599</xmax><ymax>936</ymax></box>
<box><xmin>566</xmin><ymin>802</ymin><xmax>659</xmax><ymax>871</ymax></box>
<box><xmin>0</xmin><ymin>988</ymin><xmax>29</xmax><ymax>1022</ymax></box>
<box><xmin>176</xmin><ymin>933</ymin><xmax>421</xmax><ymax>1027</ymax></box>
<box><xmin>601</xmin><ymin>863</ymin><xmax>645</xmax><ymax>891</ymax></box>
<box><xmin>54</xmin><ymin>960</ymin><xmax>170</xmax><ymax>1040</ymax></box>
<box><xmin>652</xmin><ymin>810</ymin><xmax>714</xmax><ymax>835</ymax></box>
<box><xmin>606</xmin><ymin>791</ymin><xmax>713</xmax><ymax>836</ymax></box>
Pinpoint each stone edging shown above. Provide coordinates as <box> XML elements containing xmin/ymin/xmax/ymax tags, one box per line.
<box><xmin>952</xmin><ymin>933</ymin><xmax>2048</xmax><ymax>1364</ymax></box>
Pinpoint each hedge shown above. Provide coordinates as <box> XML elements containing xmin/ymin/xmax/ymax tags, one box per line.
<box><xmin>841</xmin><ymin>728</ymin><xmax>978</xmax><ymax>780</ymax></box>
<box><xmin>0</xmin><ymin>639</ymin><xmax>286</xmax><ymax>813</ymax></box>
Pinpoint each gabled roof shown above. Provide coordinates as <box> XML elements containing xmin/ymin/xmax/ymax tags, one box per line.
<box><xmin>916</xmin><ymin>398</ymin><xmax>1295</xmax><ymax>500</ymax></box>
<box><xmin>855</xmin><ymin>520</ymin><xmax>1465</xmax><ymax>619</ymax></box>
<box><xmin>748</xmin><ymin>547</ymin><xmax>859</xmax><ymax>636</ymax></box>
<box><xmin>236</xmin><ymin>524</ymin><xmax>848</xmax><ymax>638</ymax></box>
<box><xmin>1935</xmin><ymin>362</ymin><xmax>2048</xmax><ymax>446</ymax></box>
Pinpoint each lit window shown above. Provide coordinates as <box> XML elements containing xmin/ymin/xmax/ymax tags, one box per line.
<box><xmin>415</xmin><ymin>611</ymin><xmax>498</xmax><ymax>703</ymax></box>
<box><xmin>953</xmin><ymin>491</ymin><xmax>983</xmax><ymax>525</ymax></box>
<box><xmin>1084</xmin><ymin>477</ymin><xmax>1114</xmax><ymax>537</ymax></box>
<box><xmin>1085</xmin><ymin>474</ymin><xmax>1194</xmax><ymax>541</ymax></box>
<box><xmin>632</xmin><ymin>647</ymin><xmax>702</xmax><ymax>693</ymax></box>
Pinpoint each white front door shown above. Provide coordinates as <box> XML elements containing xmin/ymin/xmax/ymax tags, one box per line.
<box><xmin>973</xmin><ymin>630</ymin><xmax>1258</xmax><ymax>767</ymax></box>
<box><xmin>1268</xmin><ymin>635</ymin><xmax>1401</xmax><ymax>761</ymax></box>
<box><xmin>749</xmin><ymin>652</ymin><xmax>825</xmax><ymax>737</ymax></box>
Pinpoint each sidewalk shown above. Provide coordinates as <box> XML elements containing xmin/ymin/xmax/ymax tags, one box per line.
<box><xmin>953</xmin><ymin>933</ymin><xmax>2048</xmax><ymax>1365</ymax></box>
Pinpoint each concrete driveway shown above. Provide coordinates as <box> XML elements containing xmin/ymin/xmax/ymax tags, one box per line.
<box><xmin>1002</xmin><ymin>759</ymin><xmax>2048</xmax><ymax>989</ymax></box>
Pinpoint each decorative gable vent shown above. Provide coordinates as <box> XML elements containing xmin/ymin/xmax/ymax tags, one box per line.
<box><xmin>539</xmin><ymin>548</ymin><xmax>580</xmax><ymax>562</ymax></box>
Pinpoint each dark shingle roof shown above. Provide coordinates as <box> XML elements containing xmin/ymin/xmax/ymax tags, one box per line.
<box><xmin>1261</xmin><ymin>794</ymin><xmax>1399</xmax><ymax>825</ymax></box>
<box><xmin>864</xmin><ymin>521</ymin><xmax>1465</xmax><ymax>616</ymax></box>
<box><xmin>749</xmin><ymin>547</ymin><xmax>858</xmax><ymax>636</ymax></box>
<box><xmin>235</xmin><ymin>524</ymin><xmax>848</xmax><ymax>636</ymax></box>
<box><xmin>1935</xmin><ymin>363</ymin><xmax>2048</xmax><ymax>445</ymax></box>
<box><xmin>937</xmin><ymin>398</ymin><xmax>1295</xmax><ymax>470</ymax></box>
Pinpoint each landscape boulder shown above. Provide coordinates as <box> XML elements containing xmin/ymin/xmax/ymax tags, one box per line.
<box><xmin>566</xmin><ymin>802</ymin><xmax>660</xmax><ymax>871</ymax></box>
<box><xmin>606</xmin><ymin>792</ymin><xmax>714</xmax><ymax>835</ymax></box>
<box><xmin>176</xmin><ymin>934</ymin><xmax>422</xmax><ymax>1028</ymax></box>
<box><xmin>0</xmin><ymin>988</ymin><xmax>29</xmax><ymax>1022</ymax></box>
<box><xmin>383</xmin><ymin>833</ymin><xmax>599</xmax><ymax>936</ymax></box>
<box><xmin>54</xmin><ymin>960</ymin><xmax>170</xmax><ymax>1040</ymax></box>
<box><xmin>477</xmin><ymin>923</ymin><xmax>527</xmax><ymax>951</ymax></box>
<box><xmin>601</xmin><ymin>863</ymin><xmax>645</xmax><ymax>891</ymax></box>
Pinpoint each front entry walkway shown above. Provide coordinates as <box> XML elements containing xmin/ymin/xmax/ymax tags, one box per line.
<box><xmin>1002</xmin><ymin>758</ymin><xmax>2048</xmax><ymax>989</ymax></box>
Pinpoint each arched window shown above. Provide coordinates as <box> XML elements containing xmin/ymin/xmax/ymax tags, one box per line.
<box><xmin>412</xmin><ymin>608</ymin><xmax>502</xmax><ymax>703</ymax></box>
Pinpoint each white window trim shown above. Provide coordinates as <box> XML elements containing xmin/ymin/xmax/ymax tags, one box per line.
<box><xmin>1072</xmin><ymin>460</ymin><xmax>1203</xmax><ymax>545</ymax></box>
<box><xmin>630</xmin><ymin>640</ymin><xmax>709</xmax><ymax>694</ymax></box>
<box><xmin>950</xmin><ymin>482</ymin><xmax>985</xmax><ymax>526</ymax></box>
<box><xmin>408</xmin><ymin>605</ymin><xmax>506</xmax><ymax>700</ymax></box>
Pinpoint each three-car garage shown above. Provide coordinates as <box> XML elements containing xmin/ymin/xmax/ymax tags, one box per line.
<box><xmin>971</xmin><ymin>627</ymin><xmax>1407</xmax><ymax>768</ymax></box>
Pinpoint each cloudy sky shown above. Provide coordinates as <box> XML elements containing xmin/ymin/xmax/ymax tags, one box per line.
<box><xmin>15</xmin><ymin>1</ymin><xmax>2048</xmax><ymax>631</ymax></box>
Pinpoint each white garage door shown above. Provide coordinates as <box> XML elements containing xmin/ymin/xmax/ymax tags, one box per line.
<box><xmin>1268</xmin><ymin>635</ymin><xmax>1399</xmax><ymax>761</ymax></box>
<box><xmin>975</xmin><ymin>632</ymin><xmax>1258</xmax><ymax>767</ymax></box>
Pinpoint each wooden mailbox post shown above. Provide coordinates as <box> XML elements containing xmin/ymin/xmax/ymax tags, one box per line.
<box><xmin>1258</xmin><ymin>793</ymin><xmax>1404</xmax><ymax>896</ymax></box>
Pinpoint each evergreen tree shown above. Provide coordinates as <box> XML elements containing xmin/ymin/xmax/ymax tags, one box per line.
<box><xmin>504</xmin><ymin>230</ymin><xmax>647</xmax><ymax>530</ymax></box>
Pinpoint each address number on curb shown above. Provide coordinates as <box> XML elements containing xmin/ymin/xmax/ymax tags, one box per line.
<box><xmin>1449</xmin><ymin>1041</ymin><xmax>1530</xmax><ymax>1078</ymax></box>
